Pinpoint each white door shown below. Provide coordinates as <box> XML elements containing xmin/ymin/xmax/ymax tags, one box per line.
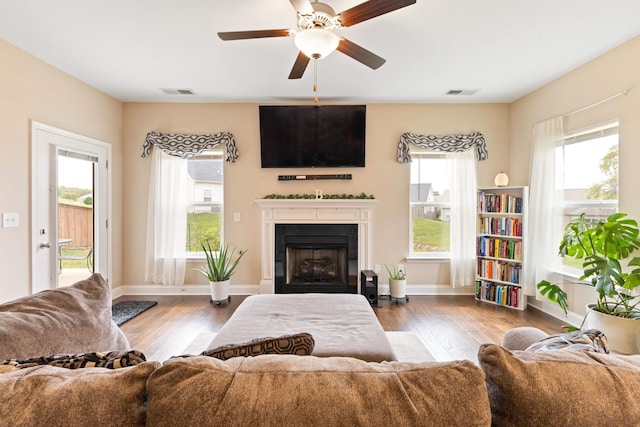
<box><xmin>31</xmin><ymin>122</ymin><xmax>111</xmax><ymax>293</ymax></box>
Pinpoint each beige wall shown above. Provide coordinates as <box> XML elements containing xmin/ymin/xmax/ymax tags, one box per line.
<box><xmin>123</xmin><ymin>103</ymin><xmax>509</xmax><ymax>291</ymax></box>
<box><xmin>510</xmin><ymin>34</ymin><xmax>640</xmax><ymax>318</ymax></box>
<box><xmin>5</xmin><ymin>32</ymin><xmax>639</xmax><ymax>311</ymax></box>
<box><xmin>0</xmin><ymin>39</ymin><xmax>123</xmax><ymax>303</ymax></box>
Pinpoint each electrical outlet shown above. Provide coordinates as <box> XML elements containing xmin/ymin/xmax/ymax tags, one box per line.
<box><xmin>233</xmin><ymin>212</ymin><xmax>241</xmax><ymax>222</ymax></box>
<box><xmin>374</xmin><ymin>264</ymin><xmax>381</xmax><ymax>274</ymax></box>
<box><xmin>397</xmin><ymin>264</ymin><xmax>405</xmax><ymax>275</ymax></box>
<box><xmin>2</xmin><ymin>213</ymin><xmax>19</xmax><ymax>228</ymax></box>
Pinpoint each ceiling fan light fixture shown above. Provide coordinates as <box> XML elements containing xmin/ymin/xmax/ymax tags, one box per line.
<box><xmin>294</xmin><ymin>28</ymin><xmax>339</xmax><ymax>59</ymax></box>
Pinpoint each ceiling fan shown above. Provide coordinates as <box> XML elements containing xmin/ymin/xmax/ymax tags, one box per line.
<box><xmin>218</xmin><ymin>0</ymin><xmax>417</xmax><ymax>79</ymax></box>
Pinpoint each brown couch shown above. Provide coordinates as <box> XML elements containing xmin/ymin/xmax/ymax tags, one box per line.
<box><xmin>1</xmin><ymin>275</ymin><xmax>639</xmax><ymax>426</ymax></box>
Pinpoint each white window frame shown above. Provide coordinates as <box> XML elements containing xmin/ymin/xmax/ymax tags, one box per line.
<box><xmin>556</xmin><ymin>121</ymin><xmax>619</xmax><ymax>277</ymax></box>
<box><xmin>409</xmin><ymin>152</ymin><xmax>451</xmax><ymax>259</ymax></box>
<box><xmin>185</xmin><ymin>150</ymin><xmax>224</xmax><ymax>259</ymax></box>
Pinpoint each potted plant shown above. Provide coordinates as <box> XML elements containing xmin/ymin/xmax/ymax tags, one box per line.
<box><xmin>385</xmin><ymin>264</ymin><xmax>407</xmax><ymax>300</ymax></box>
<box><xmin>537</xmin><ymin>212</ymin><xmax>640</xmax><ymax>353</ymax></box>
<box><xmin>195</xmin><ymin>242</ymin><xmax>247</xmax><ymax>305</ymax></box>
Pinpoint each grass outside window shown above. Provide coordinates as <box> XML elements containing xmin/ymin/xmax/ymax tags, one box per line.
<box><xmin>412</xmin><ymin>217</ymin><xmax>450</xmax><ymax>253</ymax></box>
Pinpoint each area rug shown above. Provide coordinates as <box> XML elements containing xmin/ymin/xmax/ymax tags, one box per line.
<box><xmin>181</xmin><ymin>331</ymin><xmax>435</xmax><ymax>362</ymax></box>
<box><xmin>112</xmin><ymin>301</ymin><xmax>157</xmax><ymax>326</ymax></box>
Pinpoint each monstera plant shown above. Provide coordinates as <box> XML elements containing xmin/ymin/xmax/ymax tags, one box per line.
<box><xmin>537</xmin><ymin>213</ymin><xmax>640</xmax><ymax>353</ymax></box>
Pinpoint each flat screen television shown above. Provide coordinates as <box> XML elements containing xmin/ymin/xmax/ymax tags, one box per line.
<box><xmin>259</xmin><ymin>105</ymin><xmax>366</xmax><ymax>168</ymax></box>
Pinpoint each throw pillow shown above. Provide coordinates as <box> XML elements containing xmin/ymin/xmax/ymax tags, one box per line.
<box><xmin>2</xmin><ymin>350</ymin><xmax>146</xmax><ymax>370</ymax></box>
<box><xmin>524</xmin><ymin>328</ymin><xmax>609</xmax><ymax>353</ymax></box>
<box><xmin>0</xmin><ymin>273</ymin><xmax>130</xmax><ymax>360</ymax></box>
<box><xmin>196</xmin><ymin>332</ymin><xmax>315</xmax><ymax>360</ymax></box>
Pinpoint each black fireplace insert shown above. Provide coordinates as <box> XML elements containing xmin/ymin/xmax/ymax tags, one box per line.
<box><xmin>274</xmin><ymin>223</ymin><xmax>358</xmax><ymax>294</ymax></box>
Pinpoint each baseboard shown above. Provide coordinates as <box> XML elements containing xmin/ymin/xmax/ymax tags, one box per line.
<box><xmin>113</xmin><ymin>283</ymin><xmax>472</xmax><ymax>298</ymax></box>
<box><xmin>525</xmin><ymin>296</ymin><xmax>583</xmax><ymax>327</ymax></box>
<box><xmin>379</xmin><ymin>284</ymin><xmax>475</xmax><ymax>296</ymax></box>
<box><xmin>112</xmin><ymin>283</ymin><xmax>260</xmax><ymax>298</ymax></box>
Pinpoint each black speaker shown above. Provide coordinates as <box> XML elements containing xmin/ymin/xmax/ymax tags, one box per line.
<box><xmin>360</xmin><ymin>270</ymin><xmax>378</xmax><ymax>307</ymax></box>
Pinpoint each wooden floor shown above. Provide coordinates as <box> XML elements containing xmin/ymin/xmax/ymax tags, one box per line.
<box><xmin>117</xmin><ymin>294</ymin><xmax>565</xmax><ymax>363</ymax></box>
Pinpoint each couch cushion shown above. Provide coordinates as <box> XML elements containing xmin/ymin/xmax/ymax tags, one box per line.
<box><xmin>199</xmin><ymin>332</ymin><xmax>314</xmax><ymax>360</ymax></box>
<box><xmin>0</xmin><ymin>361</ymin><xmax>159</xmax><ymax>426</ymax></box>
<box><xmin>478</xmin><ymin>343</ymin><xmax>640</xmax><ymax>426</ymax></box>
<box><xmin>0</xmin><ymin>273</ymin><xmax>130</xmax><ymax>360</ymax></box>
<box><xmin>147</xmin><ymin>355</ymin><xmax>491</xmax><ymax>427</ymax></box>
<box><xmin>501</xmin><ymin>326</ymin><xmax>549</xmax><ymax>350</ymax></box>
<box><xmin>0</xmin><ymin>362</ymin><xmax>160</xmax><ymax>426</ymax></box>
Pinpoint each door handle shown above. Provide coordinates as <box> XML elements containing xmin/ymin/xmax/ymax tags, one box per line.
<box><xmin>39</xmin><ymin>242</ymin><xmax>52</xmax><ymax>249</ymax></box>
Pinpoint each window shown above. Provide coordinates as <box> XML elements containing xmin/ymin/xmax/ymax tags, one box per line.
<box><xmin>410</xmin><ymin>153</ymin><xmax>451</xmax><ymax>257</ymax></box>
<box><xmin>186</xmin><ymin>150</ymin><xmax>224</xmax><ymax>255</ymax></box>
<box><xmin>555</xmin><ymin>121</ymin><xmax>618</xmax><ymax>271</ymax></box>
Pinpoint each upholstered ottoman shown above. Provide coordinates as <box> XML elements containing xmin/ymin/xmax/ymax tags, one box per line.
<box><xmin>207</xmin><ymin>293</ymin><xmax>397</xmax><ymax>362</ymax></box>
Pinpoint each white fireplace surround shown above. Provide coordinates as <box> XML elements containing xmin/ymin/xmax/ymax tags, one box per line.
<box><xmin>253</xmin><ymin>199</ymin><xmax>379</xmax><ymax>294</ymax></box>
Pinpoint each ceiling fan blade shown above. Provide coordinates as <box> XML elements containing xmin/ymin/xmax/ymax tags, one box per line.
<box><xmin>337</xmin><ymin>38</ymin><xmax>386</xmax><ymax>70</ymax></box>
<box><xmin>339</xmin><ymin>0</ymin><xmax>416</xmax><ymax>27</ymax></box>
<box><xmin>289</xmin><ymin>0</ymin><xmax>314</xmax><ymax>15</ymax></box>
<box><xmin>218</xmin><ymin>29</ymin><xmax>291</xmax><ymax>41</ymax></box>
<box><xmin>288</xmin><ymin>51</ymin><xmax>311</xmax><ymax>79</ymax></box>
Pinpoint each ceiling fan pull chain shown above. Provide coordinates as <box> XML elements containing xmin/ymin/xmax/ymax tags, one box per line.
<box><xmin>313</xmin><ymin>57</ymin><xmax>318</xmax><ymax>104</ymax></box>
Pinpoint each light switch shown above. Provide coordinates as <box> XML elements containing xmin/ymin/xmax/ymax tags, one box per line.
<box><xmin>233</xmin><ymin>212</ymin><xmax>241</xmax><ymax>222</ymax></box>
<box><xmin>2</xmin><ymin>213</ymin><xmax>19</xmax><ymax>228</ymax></box>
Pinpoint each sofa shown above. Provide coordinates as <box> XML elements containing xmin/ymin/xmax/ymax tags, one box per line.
<box><xmin>1</xmin><ymin>274</ymin><xmax>640</xmax><ymax>426</ymax></box>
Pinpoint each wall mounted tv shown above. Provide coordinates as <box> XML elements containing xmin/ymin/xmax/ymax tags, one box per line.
<box><xmin>259</xmin><ymin>105</ymin><xmax>366</xmax><ymax>168</ymax></box>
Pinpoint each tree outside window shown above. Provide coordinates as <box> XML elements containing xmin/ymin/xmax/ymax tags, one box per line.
<box><xmin>556</xmin><ymin>122</ymin><xmax>618</xmax><ymax>270</ymax></box>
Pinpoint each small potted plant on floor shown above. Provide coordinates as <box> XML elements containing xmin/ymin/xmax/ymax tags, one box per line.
<box><xmin>195</xmin><ymin>242</ymin><xmax>247</xmax><ymax>305</ymax></box>
<box><xmin>386</xmin><ymin>264</ymin><xmax>407</xmax><ymax>301</ymax></box>
<box><xmin>537</xmin><ymin>212</ymin><xmax>640</xmax><ymax>353</ymax></box>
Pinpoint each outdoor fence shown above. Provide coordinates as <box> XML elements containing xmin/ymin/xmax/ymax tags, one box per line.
<box><xmin>58</xmin><ymin>203</ymin><xmax>93</xmax><ymax>248</ymax></box>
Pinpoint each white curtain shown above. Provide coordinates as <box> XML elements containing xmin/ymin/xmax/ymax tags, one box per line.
<box><xmin>448</xmin><ymin>149</ymin><xmax>478</xmax><ymax>287</ymax></box>
<box><xmin>145</xmin><ymin>149</ymin><xmax>188</xmax><ymax>285</ymax></box>
<box><xmin>524</xmin><ymin>117</ymin><xmax>565</xmax><ymax>296</ymax></box>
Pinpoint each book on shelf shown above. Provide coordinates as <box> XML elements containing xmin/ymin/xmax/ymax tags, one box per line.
<box><xmin>476</xmin><ymin>236</ymin><xmax>522</xmax><ymax>260</ymax></box>
<box><xmin>477</xmin><ymin>258</ymin><xmax>522</xmax><ymax>283</ymax></box>
<box><xmin>478</xmin><ymin>217</ymin><xmax>522</xmax><ymax>236</ymax></box>
<box><xmin>476</xmin><ymin>280</ymin><xmax>520</xmax><ymax>308</ymax></box>
<box><xmin>478</xmin><ymin>191</ymin><xmax>523</xmax><ymax>214</ymax></box>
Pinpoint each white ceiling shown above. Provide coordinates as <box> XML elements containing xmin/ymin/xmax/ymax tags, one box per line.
<box><xmin>1</xmin><ymin>0</ymin><xmax>640</xmax><ymax>104</ymax></box>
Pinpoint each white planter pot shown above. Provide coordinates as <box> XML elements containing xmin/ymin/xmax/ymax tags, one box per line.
<box><xmin>584</xmin><ymin>304</ymin><xmax>640</xmax><ymax>354</ymax></box>
<box><xmin>389</xmin><ymin>279</ymin><xmax>407</xmax><ymax>299</ymax></box>
<box><xmin>209</xmin><ymin>279</ymin><xmax>230</xmax><ymax>303</ymax></box>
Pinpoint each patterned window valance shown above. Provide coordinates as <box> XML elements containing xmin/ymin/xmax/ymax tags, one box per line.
<box><xmin>141</xmin><ymin>131</ymin><xmax>238</xmax><ymax>162</ymax></box>
<box><xmin>397</xmin><ymin>131</ymin><xmax>488</xmax><ymax>162</ymax></box>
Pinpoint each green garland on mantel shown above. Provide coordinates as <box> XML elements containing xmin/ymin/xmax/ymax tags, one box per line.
<box><xmin>263</xmin><ymin>192</ymin><xmax>375</xmax><ymax>200</ymax></box>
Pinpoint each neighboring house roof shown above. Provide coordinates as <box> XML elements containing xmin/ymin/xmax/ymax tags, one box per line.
<box><xmin>187</xmin><ymin>159</ymin><xmax>223</xmax><ymax>183</ymax></box>
<box><xmin>410</xmin><ymin>183</ymin><xmax>433</xmax><ymax>202</ymax></box>
<box><xmin>434</xmin><ymin>189</ymin><xmax>450</xmax><ymax>203</ymax></box>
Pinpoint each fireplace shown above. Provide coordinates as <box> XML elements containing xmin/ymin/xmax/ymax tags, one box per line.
<box><xmin>253</xmin><ymin>198</ymin><xmax>377</xmax><ymax>294</ymax></box>
<box><xmin>275</xmin><ymin>224</ymin><xmax>358</xmax><ymax>294</ymax></box>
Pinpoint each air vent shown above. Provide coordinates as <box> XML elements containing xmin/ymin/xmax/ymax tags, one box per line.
<box><xmin>160</xmin><ymin>88</ymin><xmax>196</xmax><ymax>95</ymax></box>
<box><xmin>445</xmin><ymin>89</ymin><xmax>480</xmax><ymax>96</ymax></box>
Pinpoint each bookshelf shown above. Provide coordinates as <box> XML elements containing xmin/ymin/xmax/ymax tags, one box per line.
<box><xmin>475</xmin><ymin>186</ymin><xmax>528</xmax><ymax>310</ymax></box>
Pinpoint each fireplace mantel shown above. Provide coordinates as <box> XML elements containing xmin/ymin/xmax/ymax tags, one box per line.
<box><xmin>253</xmin><ymin>199</ymin><xmax>378</xmax><ymax>293</ymax></box>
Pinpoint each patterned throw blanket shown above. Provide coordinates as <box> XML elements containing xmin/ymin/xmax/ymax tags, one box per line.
<box><xmin>524</xmin><ymin>329</ymin><xmax>609</xmax><ymax>354</ymax></box>
<box><xmin>1</xmin><ymin>350</ymin><xmax>146</xmax><ymax>369</ymax></box>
